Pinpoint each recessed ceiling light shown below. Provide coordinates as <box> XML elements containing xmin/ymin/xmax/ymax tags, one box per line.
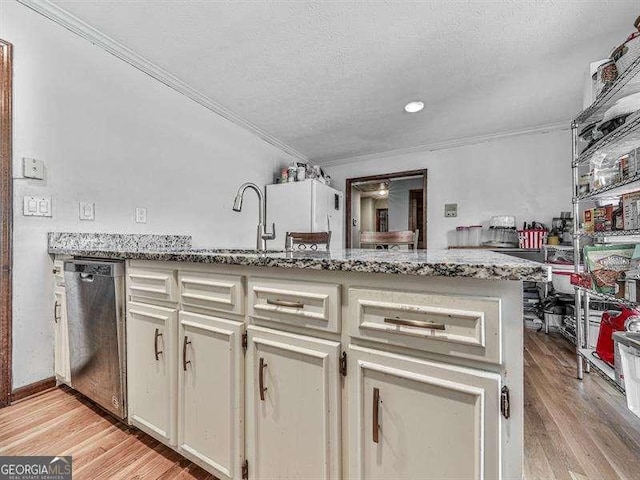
<box><xmin>404</xmin><ymin>101</ymin><xmax>424</xmax><ymax>113</ymax></box>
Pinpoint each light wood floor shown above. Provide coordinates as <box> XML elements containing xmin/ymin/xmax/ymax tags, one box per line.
<box><xmin>524</xmin><ymin>330</ymin><xmax>640</xmax><ymax>480</ymax></box>
<box><xmin>1</xmin><ymin>331</ymin><xmax>640</xmax><ymax>479</ymax></box>
<box><xmin>0</xmin><ymin>385</ymin><xmax>214</xmax><ymax>479</ymax></box>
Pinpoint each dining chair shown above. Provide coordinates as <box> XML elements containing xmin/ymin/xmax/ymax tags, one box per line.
<box><xmin>285</xmin><ymin>231</ymin><xmax>332</xmax><ymax>251</ymax></box>
<box><xmin>359</xmin><ymin>230</ymin><xmax>419</xmax><ymax>250</ymax></box>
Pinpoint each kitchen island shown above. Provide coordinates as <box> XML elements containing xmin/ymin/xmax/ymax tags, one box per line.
<box><xmin>49</xmin><ymin>232</ymin><xmax>549</xmax><ymax>480</ymax></box>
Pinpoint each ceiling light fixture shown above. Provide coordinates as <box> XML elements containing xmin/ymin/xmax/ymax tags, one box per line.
<box><xmin>404</xmin><ymin>101</ymin><xmax>424</xmax><ymax>113</ymax></box>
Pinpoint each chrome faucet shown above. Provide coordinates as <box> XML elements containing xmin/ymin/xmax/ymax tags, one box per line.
<box><xmin>232</xmin><ymin>182</ymin><xmax>275</xmax><ymax>252</ymax></box>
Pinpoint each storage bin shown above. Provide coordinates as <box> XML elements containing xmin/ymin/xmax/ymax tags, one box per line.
<box><xmin>468</xmin><ymin>225</ymin><xmax>482</xmax><ymax>247</ymax></box>
<box><xmin>614</xmin><ymin>334</ymin><xmax>626</xmax><ymax>389</ymax></box>
<box><xmin>542</xmin><ymin>312</ymin><xmax>562</xmax><ymax>328</ymax></box>
<box><xmin>551</xmin><ymin>263</ymin><xmax>583</xmax><ymax>294</ymax></box>
<box><xmin>456</xmin><ymin>226</ymin><xmax>469</xmax><ymax>247</ymax></box>
<box><xmin>618</xmin><ymin>340</ymin><xmax>640</xmax><ymax>419</ymax></box>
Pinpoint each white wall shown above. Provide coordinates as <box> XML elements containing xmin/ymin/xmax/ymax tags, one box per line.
<box><xmin>388</xmin><ymin>177</ymin><xmax>424</xmax><ymax>232</ymax></box>
<box><xmin>325</xmin><ymin>128</ymin><xmax>572</xmax><ymax>249</ymax></box>
<box><xmin>1</xmin><ymin>1</ymin><xmax>296</xmax><ymax>388</ymax></box>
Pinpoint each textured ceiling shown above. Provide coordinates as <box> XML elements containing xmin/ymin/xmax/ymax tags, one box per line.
<box><xmin>49</xmin><ymin>0</ymin><xmax>640</xmax><ymax>162</ymax></box>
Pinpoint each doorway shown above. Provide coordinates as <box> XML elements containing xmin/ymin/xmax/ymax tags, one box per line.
<box><xmin>345</xmin><ymin>169</ymin><xmax>427</xmax><ymax>248</ymax></box>
<box><xmin>376</xmin><ymin>208</ymin><xmax>388</xmax><ymax>232</ymax></box>
<box><xmin>409</xmin><ymin>189</ymin><xmax>425</xmax><ymax>248</ymax></box>
<box><xmin>0</xmin><ymin>39</ymin><xmax>12</xmax><ymax>408</ymax></box>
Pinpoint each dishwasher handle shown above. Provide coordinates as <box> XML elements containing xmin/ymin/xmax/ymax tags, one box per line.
<box><xmin>64</xmin><ymin>260</ymin><xmax>124</xmax><ymax>277</ymax></box>
<box><xmin>80</xmin><ymin>273</ymin><xmax>95</xmax><ymax>283</ymax></box>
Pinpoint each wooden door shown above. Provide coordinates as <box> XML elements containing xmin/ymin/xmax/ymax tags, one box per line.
<box><xmin>178</xmin><ymin>311</ymin><xmax>245</xmax><ymax>480</ymax></box>
<box><xmin>348</xmin><ymin>344</ymin><xmax>502</xmax><ymax>480</ymax></box>
<box><xmin>246</xmin><ymin>325</ymin><xmax>341</xmax><ymax>480</ymax></box>
<box><xmin>409</xmin><ymin>189</ymin><xmax>424</xmax><ymax>248</ymax></box>
<box><xmin>127</xmin><ymin>302</ymin><xmax>177</xmax><ymax>445</ymax></box>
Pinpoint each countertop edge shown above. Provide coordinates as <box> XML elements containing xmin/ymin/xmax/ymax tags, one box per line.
<box><xmin>48</xmin><ymin>247</ymin><xmax>552</xmax><ymax>282</ymax></box>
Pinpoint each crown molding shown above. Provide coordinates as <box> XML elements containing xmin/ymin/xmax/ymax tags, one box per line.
<box><xmin>315</xmin><ymin>121</ymin><xmax>570</xmax><ymax>167</ymax></box>
<box><xmin>16</xmin><ymin>0</ymin><xmax>308</xmax><ymax>162</ymax></box>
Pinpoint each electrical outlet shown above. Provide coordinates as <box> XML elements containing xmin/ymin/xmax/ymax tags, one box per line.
<box><xmin>79</xmin><ymin>202</ymin><xmax>95</xmax><ymax>221</ymax></box>
<box><xmin>135</xmin><ymin>207</ymin><xmax>147</xmax><ymax>224</ymax></box>
<box><xmin>444</xmin><ymin>203</ymin><xmax>458</xmax><ymax>217</ymax></box>
<box><xmin>23</xmin><ymin>196</ymin><xmax>51</xmax><ymax>217</ymax></box>
<box><xmin>23</xmin><ymin>157</ymin><xmax>44</xmax><ymax>180</ymax></box>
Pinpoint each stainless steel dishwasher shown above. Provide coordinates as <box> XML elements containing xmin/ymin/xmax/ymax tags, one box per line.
<box><xmin>64</xmin><ymin>259</ymin><xmax>127</xmax><ymax>420</ymax></box>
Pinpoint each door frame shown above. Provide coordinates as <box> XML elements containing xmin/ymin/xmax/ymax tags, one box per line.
<box><xmin>0</xmin><ymin>39</ymin><xmax>13</xmax><ymax>408</ymax></box>
<box><xmin>345</xmin><ymin>169</ymin><xmax>427</xmax><ymax>248</ymax></box>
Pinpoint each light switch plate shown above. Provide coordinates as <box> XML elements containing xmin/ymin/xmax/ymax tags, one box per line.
<box><xmin>23</xmin><ymin>196</ymin><xmax>51</xmax><ymax>217</ymax></box>
<box><xmin>444</xmin><ymin>203</ymin><xmax>458</xmax><ymax>217</ymax></box>
<box><xmin>23</xmin><ymin>157</ymin><xmax>44</xmax><ymax>180</ymax></box>
<box><xmin>135</xmin><ymin>207</ymin><xmax>147</xmax><ymax>224</ymax></box>
<box><xmin>79</xmin><ymin>202</ymin><xmax>95</xmax><ymax>221</ymax></box>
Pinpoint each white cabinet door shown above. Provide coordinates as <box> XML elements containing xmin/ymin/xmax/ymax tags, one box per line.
<box><xmin>178</xmin><ymin>311</ymin><xmax>245</xmax><ymax>480</ymax></box>
<box><xmin>246</xmin><ymin>326</ymin><xmax>341</xmax><ymax>480</ymax></box>
<box><xmin>348</xmin><ymin>344</ymin><xmax>502</xmax><ymax>480</ymax></box>
<box><xmin>53</xmin><ymin>289</ymin><xmax>70</xmax><ymax>383</ymax></box>
<box><xmin>127</xmin><ymin>302</ymin><xmax>177</xmax><ymax>445</ymax></box>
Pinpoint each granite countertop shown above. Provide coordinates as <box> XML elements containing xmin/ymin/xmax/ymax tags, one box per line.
<box><xmin>48</xmin><ymin>233</ymin><xmax>550</xmax><ymax>281</ymax></box>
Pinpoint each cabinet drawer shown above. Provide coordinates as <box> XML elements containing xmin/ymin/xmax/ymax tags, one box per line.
<box><xmin>178</xmin><ymin>270</ymin><xmax>245</xmax><ymax>316</ymax></box>
<box><xmin>128</xmin><ymin>267</ymin><xmax>178</xmax><ymax>303</ymax></box>
<box><xmin>349</xmin><ymin>288</ymin><xmax>502</xmax><ymax>364</ymax></box>
<box><xmin>248</xmin><ymin>277</ymin><xmax>340</xmax><ymax>333</ymax></box>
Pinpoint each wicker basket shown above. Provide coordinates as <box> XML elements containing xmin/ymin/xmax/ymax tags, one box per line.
<box><xmin>612</xmin><ymin>31</ymin><xmax>640</xmax><ymax>74</ymax></box>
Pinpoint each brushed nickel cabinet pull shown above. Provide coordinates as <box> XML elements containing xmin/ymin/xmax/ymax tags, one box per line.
<box><xmin>373</xmin><ymin>387</ymin><xmax>380</xmax><ymax>443</ymax></box>
<box><xmin>183</xmin><ymin>336</ymin><xmax>192</xmax><ymax>371</ymax></box>
<box><xmin>267</xmin><ymin>298</ymin><xmax>304</xmax><ymax>309</ymax></box>
<box><xmin>259</xmin><ymin>357</ymin><xmax>268</xmax><ymax>401</ymax></box>
<box><xmin>384</xmin><ymin>317</ymin><xmax>446</xmax><ymax>330</ymax></box>
<box><xmin>154</xmin><ymin>328</ymin><xmax>163</xmax><ymax>361</ymax></box>
<box><xmin>53</xmin><ymin>301</ymin><xmax>60</xmax><ymax>323</ymax></box>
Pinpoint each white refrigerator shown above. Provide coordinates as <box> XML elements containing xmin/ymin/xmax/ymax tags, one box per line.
<box><xmin>266</xmin><ymin>179</ymin><xmax>344</xmax><ymax>250</ymax></box>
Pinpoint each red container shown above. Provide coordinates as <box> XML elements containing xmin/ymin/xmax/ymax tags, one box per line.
<box><xmin>596</xmin><ymin>308</ymin><xmax>640</xmax><ymax>366</ymax></box>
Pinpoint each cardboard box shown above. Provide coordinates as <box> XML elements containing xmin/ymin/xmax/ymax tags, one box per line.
<box><xmin>594</xmin><ymin>205</ymin><xmax>614</xmax><ymax>231</ymax></box>
<box><xmin>583</xmin><ymin>208</ymin><xmax>594</xmax><ymax>233</ymax></box>
<box><xmin>623</xmin><ymin>190</ymin><xmax>640</xmax><ymax>230</ymax></box>
<box><xmin>620</xmin><ymin>151</ymin><xmax>638</xmax><ymax>179</ymax></box>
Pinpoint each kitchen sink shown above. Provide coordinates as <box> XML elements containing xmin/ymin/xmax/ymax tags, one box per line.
<box><xmin>492</xmin><ymin>249</ymin><xmax>545</xmax><ymax>263</ymax></box>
